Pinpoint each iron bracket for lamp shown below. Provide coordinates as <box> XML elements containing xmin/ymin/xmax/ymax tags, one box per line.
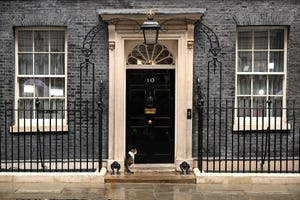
<box><xmin>160</xmin><ymin>17</ymin><xmax>221</xmax><ymax>58</ymax></box>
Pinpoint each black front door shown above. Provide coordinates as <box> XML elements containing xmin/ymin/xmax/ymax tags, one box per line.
<box><xmin>126</xmin><ymin>69</ymin><xmax>175</xmax><ymax>163</ymax></box>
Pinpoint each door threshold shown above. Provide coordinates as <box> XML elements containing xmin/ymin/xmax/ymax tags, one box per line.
<box><xmin>105</xmin><ymin>170</ymin><xmax>196</xmax><ymax>184</ymax></box>
<box><xmin>133</xmin><ymin>163</ymin><xmax>175</xmax><ymax>172</ymax></box>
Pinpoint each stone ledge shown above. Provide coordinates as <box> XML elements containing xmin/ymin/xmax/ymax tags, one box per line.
<box><xmin>0</xmin><ymin>167</ymin><xmax>107</xmax><ymax>183</ymax></box>
<box><xmin>98</xmin><ymin>8</ymin><xmax>206</xmax><ymax>15</ymax></box>
<box><xmin>98</xmin><ymin>8</ymin><xmax>206</xmax><ymax>22</ymax></box>
<box><xmin>193</xmin><ymin>168</ymin><xmax>300</xmax><ymax>184</ymax></box>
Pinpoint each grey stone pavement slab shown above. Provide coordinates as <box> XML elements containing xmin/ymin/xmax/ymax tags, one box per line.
<box><xmin>0</xmin><ymin>182</ymin><xmax>299</xmax><ymax>200</ymax></box>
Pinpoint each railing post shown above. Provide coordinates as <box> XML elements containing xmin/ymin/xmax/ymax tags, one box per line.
<box><xmin>292</xmin><ymin>100</ymin><xmax>295</xmax><ymax>173</ymax></box>
<box><xmin>4</xmin><ymin>101</ymin><xmax>8</xmax><ymax>172</ymax></box>
<box><xmin>197</xmin><ymin>78</ymin><xmax>204</xmax><ymax>172</ymax></box>
<box><xmin>97</xmin><ymin>80</ymin><xmax>103</xmax><ymax>171</ymax></box>
<box><xmin>266</xmin><ymin>99</ymin><xmax>272</xmax><ymax>173</ymax></box>
<box><xmin>86</xmin><ymin>100</ymin><xmax>89</xmax><ymax>172</ymax></box>
<box><xmin>35</xmin><ymin>98</ymin><xmax>40</xmax><ymax>172</ymax></box>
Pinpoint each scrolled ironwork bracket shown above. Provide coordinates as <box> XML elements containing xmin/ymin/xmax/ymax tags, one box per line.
<box><xmin>159</xmin><ymin>18</ymin><xmax>222</xmax><ymax>75</ymax></box>
<box><xmin>82</xmin><ymin>23</ymin><xmax>106</xmax><ymax>57</ymax></box>
<box><xmin>160</xmin><ymin>18</ymin><xmax>221</xmax><ymax>58</ymax></box>
<box><xmin>81</xmin><ymin>18</ymin><xmax>141</xmax><ymax>60</ymax></box>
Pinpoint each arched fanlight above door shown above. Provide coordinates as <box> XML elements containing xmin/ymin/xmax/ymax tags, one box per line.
<box><xmin>127</xmin><ymin>43</ymin><xmax>174</xmax><ymax>65</ymax></box>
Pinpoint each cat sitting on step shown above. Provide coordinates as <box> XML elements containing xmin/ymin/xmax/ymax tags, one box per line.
<box><xmin>124</xmin><ymin>148</ymin><xmax>137</xmax><ymax>174</ymax></box>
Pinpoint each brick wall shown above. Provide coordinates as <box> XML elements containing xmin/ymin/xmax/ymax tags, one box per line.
<box><xmin>0</xmin><ymin>0</ymin><xmax>299</xmax><ymax>164</ymax></box>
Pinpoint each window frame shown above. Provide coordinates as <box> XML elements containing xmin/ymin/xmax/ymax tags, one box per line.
<box><xmin>127</xmin><ymin>43</ymin><xmax>175</xmax><ymax>66</ymax></box>
<box><xmin>13</xmin><ymin>27</ymin><xmax>68</xmax><ymax>132</ymax></box>
<box><xmin>234</xmin><ymin>26</ymin><xmax>288</xmax><ymax>131</ymax></box>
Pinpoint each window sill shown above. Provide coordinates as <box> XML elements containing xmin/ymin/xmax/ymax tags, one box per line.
<box><xmin>10</xmin><ymin>125</ymin><xmax>68</xmax><ymax>133</ymax></box>
<box><xmin>233</xmin><ymin>122</ymin><xmax>291</xmax><ymax>132</ymax></box>
<box><xmin>233</xmin><ymin>117</ymin><xmax>291</xmax><ymax>131</ymax></box>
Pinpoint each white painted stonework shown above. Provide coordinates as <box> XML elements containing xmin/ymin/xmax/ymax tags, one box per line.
<box><xmin>99</xmin><ymin>9</ymin><xmax>205</xmax><ymax>171</ymax></box>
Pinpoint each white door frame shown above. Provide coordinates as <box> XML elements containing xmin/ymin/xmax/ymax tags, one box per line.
<box><xmin>99</xmin><ymin>9</ymin><xmax>204</xmax><ymax>171</ymax></box>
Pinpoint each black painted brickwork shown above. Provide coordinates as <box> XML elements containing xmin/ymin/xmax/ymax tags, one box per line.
<box><xmin>0</xmin><ymin>0</ymin><xmax>299</xmax><ymax>162</ymax></box>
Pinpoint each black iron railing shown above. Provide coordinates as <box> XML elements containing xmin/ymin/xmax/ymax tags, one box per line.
<box><xmin>1</xmin><ymin>97</ymin><xmax>299</xmax><ymax>173</ymax></box>
<box><xmin>0</xmin><ymin>97</ymin><xmax>103</xmax><ymax>172</ymax></box>
<box><xmin>197</xmin><ymin>98</ymin><xmax>300</xmax><ymax>173</ymax></box>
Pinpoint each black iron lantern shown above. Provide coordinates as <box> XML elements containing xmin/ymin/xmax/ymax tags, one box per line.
<box><xmin>141</xmin><ymin>9</ymin><xmax>160</xmax><ymax>45</ymax></box>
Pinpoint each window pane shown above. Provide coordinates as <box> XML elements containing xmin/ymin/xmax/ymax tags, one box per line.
<box><xmin>270</xmin><ymin>29</ymin><xmax>284</xmax><ymax>49</ymax></box>
<box><xmin>238</xmin><ymin>51</ymin><xmax>252</xmax><ymax>72</ymax></box>
<box><xmin>36</xmin><ymin>99</ymin><xmax>50</xmax><ymax>119</ymax></box>
<box><xmin>18</xmin><ymin>31</ymin><xmax>33</xmax><ymax>52</ymax></box>
<box><xmin>18</xmin><ymin>99</ymin><xmax>34</xmax><ymax>119</ymax></box>
<box><xmin>35</xmin><ymin>78</ymin><xmax>49</xmax><ymax>97</ymax></box>
<box><xmin>19</xmin><ymin>78</ymin><xmax>35</xmax><ymax>97</ymax></box>
<box><xmin>254</xmin><ymin>31</ymin><xmax>268</xmax><ymax>49</ymax></box>
<box><xmin>254</xmin><ymin>51</ymin><xmax>268</xmax><ymax>72</ymax></box>
<box><xmin>253</xmin><ymin>75</ymin><xmax>267</xmax><ymax>95</ymax></box>
<box><xmin>269</xmin><ymin>75</ymin><xmax>283</xmax><ymax>95</ymax></box>
<box><xmin>50</xmin><ymin>99</ymin><xmax>65</xmax><ymax>119</ymax></box>
<box><xmin>34</xmin><ymin>31</ymin><xmax>48</xmax><ymax>52</ymax></box>
<box><xmin>269</xmin><ymin>51</ymin><xmax>283</xmax><ymax>72</ymax></box>
<box><xmin>50</xmin><ymin>54</ymin><xmax>64</xmax><ymax>75</ymax></box>
<box><xmin>253</xmin><ymin>97</ymin><xmax>267</xmax><ymax>117</ymax></box>
<box><xmin>50</xmin><ymin>31</ymin><xmax>65</xmax><ymax>52</ymax></box>
<box><xmin>237</xmin><ymin>97</ymin><xmax>251</xmax><ymax>117</ymax></box>
<box><xmin>238</xmin><ymin>31</ymin><xmax>252</xmax><ymax>49</ymax></box>
<box><xmin>237</xmin><ymin>75</ymin><xmax>251</xmax><ymax>95</ymax></box>
<box><xmin>34</xmin><ymin>53</ymin><xmax>49</xmax><ymax>75</ymax></box>
<box><xmin>50</xmin><ymin>78</ymin><xmax>65</xmax><ymax>97</ymax></box>
<box><xmin>18</xmin><ymin>53</ymin><xmax>33</xmax><ymax>75</ymax></box>
<box><xmin>270</xmin><ymin>97</ymin><xmax>282</xmax><ymax>117</ymax></box>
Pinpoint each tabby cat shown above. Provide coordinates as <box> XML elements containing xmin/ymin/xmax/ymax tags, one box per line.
<box><xmin>124</xmin><ymin>148</ymin><xmax>137</xmax><ymax>174</ymax></box>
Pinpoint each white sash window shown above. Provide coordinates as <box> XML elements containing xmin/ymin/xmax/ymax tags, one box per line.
<box><xmin>14</xmin><ymin>27</ymin><xmax>67</xmax><ymax>132</ymax></box>
<box><xmin>235</xmin><ymin>27</ymin><xmax>287</xmax><ymax>130</ymax></box>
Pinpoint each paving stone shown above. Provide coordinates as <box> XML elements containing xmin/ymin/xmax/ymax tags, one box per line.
<box><xmin>196</xmin><ymin>183</ymin><xmax>244</xmax><ymax>192</ymax></box>
<box><xmin>248</xmin><ymin>192</ymin><xmax>295</xmax><ymax>200</ymax></box>
<box><xmin>285</xmin><ymin>184</ymin><xmax>300</xmax><ymax>200</ymax></box>
<box><xmin>16</xmin><ymin>183</ymin><xmax>65</xmax><ymax>193</ymax></box>
<box><xmin>1</xmin><ymin>182</ymin><xmax>300</xmax><ymax>200</ymax></box>
<box><xmin>154</xmin><ymin>192</ymin><xmax>177</xmax><ymax>200</ymax></box>
<box><xmin>201</xmin><ymin>191</ymin><xmax>248</xmax><ymax>200</ymax></box>
<box><xmin>10</xmin><ymin>193</ymin><xmax>63</xmax><ymax>199</ymax></box>
<box><xmin>61</xmin><ymin>186</ymin><xmax>107</xmax><ymax>199</ymax></box>
<box><xmin>0</xmin><ymin>182</ymin><xmax>22</xmax><ymax>193</ymax></box>
<box><xmin>241</xmin><ymin>184</ymin><xmax>290</xmax><ymax>193</ymax></box>
<box><xmin>125</xmin><ymin>190</ymin><xmax>156</xmax><ymax>200</ymax></box>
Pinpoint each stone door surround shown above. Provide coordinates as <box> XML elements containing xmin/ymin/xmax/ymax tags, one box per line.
<box><xmin>98</xmin><ymin>8</ymin><xmax>205</xmax><ymax>171</ymax></box>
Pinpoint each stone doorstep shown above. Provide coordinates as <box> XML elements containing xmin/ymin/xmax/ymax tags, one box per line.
<box><xmin>104</xmin><ymin>171</ymin><xmax>196</xmax><ymax>184</ymax></box>
<box><xmin>133</xmin><ymin>163</ymin><xmax>176</xmax><ymax>172</ymax></box>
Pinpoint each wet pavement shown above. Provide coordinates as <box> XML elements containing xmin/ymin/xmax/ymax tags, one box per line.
<box><xmin>0</xmin><ymin>182</ymin><xmax>299</xmax><ymax>200</ymax></box>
